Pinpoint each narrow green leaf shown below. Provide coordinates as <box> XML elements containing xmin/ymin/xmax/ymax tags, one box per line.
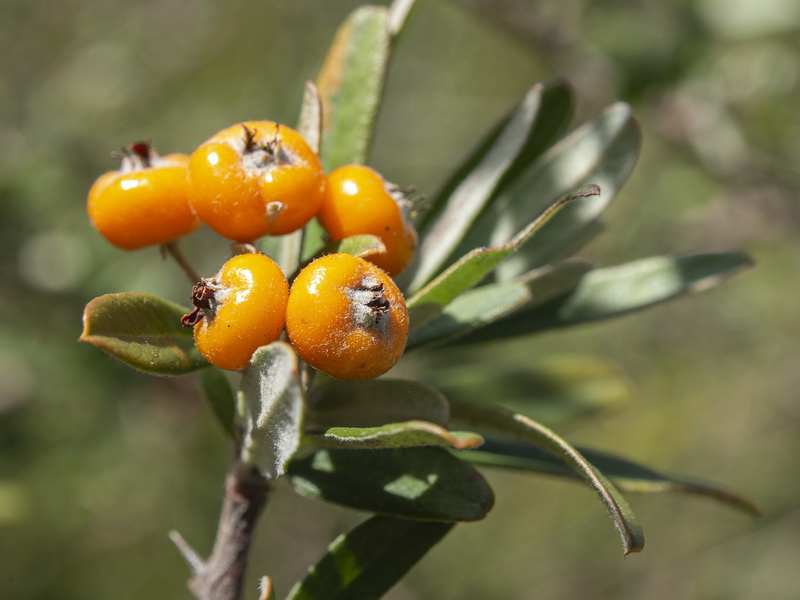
<box><xmin>198</xmin><ymin>368</ymin><xmax>236</xmax><ymax>438</ymax></box>
<box><xmin>317</xmin><ymin>6</ymin><xmax>391</xmax><ymax>170</ymax></box>
<box><xmin>288</xmin><ymin>447</ymin><xmax>494</xmax><ymax>522</ymax></box>
<box><xmin>422</xmin><ymin>354</ymin><xmax>630</xmax><ymax>429</ymax></box>
<box><xmin>448</xmin><ymin>400</ymin><xmax>644</xmax><ymax>554</ymax></box>
<box><xmin>306</xmin><ymin>379</ymin><xmax>449</xmax><ymax>430</ymax></box>
<box><xmin>466</xmin><ymin>438</ymin><xmax>760</xmax><ymax>517</ymax></box>
<box><xmin>286</xmin><ymin>515</ymin><xmax>453</xmax><ymax>600</ymax></box>
<box><xmin>239</xmin><ymin>343</ymin><xmax>304</xmax><ymax>479</ymax></box>
<box><xmin>417</xmin><ymin>79</ymin><xmax>573</xmax><ymax>232</ymax></box>
<box><xmin>408</xmin><ymin>187</ymin><xmax>595</xmax><ymax>328</ymax></box>
<box><xmin>307</xmin><ymin>421</ymin><xmax>483</xmax><ymax>450</ymax></box>
<box><xmin>80</xmin><ymin>292</ymin><xmax>207</xmax><ymax>375</ymax></box>
<box><xmin>406</xmin><ymin>278</ymin><xmax>532</xmax><ymax>350</ymax></box>
<box><xmin>411</xmin><ymin>86</ymin><xmax>550</xmax><ymax>290</ymax></box>
<box><xmin>459</xmin><ymin>251</ymin><xmax>754</xmax><ymax>344</ymax></box>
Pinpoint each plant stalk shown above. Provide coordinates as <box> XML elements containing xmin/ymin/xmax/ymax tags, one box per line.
<box><xmin>173</xmin><ymin>462</ymin><xmax>271</xmax><ymax>600</ymax></box>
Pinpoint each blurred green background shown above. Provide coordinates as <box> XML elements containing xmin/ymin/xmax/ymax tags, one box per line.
<box><xmin>1</xmin><ymin>0</ymin><xmax>799</xmax><ymax>598</ymax></box>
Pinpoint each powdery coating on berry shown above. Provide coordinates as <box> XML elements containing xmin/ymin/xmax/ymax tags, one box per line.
<box><xmin>188</xmin><ymin>121</ymin><xmax>326</xmax><ymax>241</ymax></box>
<box><xmin>285</xmin><ymin>254</ymin><xmax>409</xmax><ymax>381</ymax></box>
<box><xmin>193</xmin><ymin>253</ymin><xmax>289</xmax><ymax>371</ymax></box>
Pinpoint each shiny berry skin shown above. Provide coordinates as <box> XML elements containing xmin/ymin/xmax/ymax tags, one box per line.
<box><xmin>188</xmin><ymin>121</ymin><xmax>326</xmax><ymax>242</ymax></box>
<box><xmin>319</xmin><ymin>164</ymin><xmax>417</xmax><ymax>276</ymax></box>
<box><xmin>87</xmin><ymin>143</ymin><xmax>199</xmax><ymax>250</ymax></box>
<box><xmin>286</xmin><ymin>253</ymin><xmax>409</xmax><ymax>380</ymax></box>
<box><xmin>187</xmin><ymin>253</ymin><xmax>289</xmax><ymax>371</ymax></box>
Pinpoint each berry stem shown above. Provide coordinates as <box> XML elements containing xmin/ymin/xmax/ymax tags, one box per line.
<box><xmin>163</xmin><ymin>241</ymin><xmax>202</xmax><ymax>284</ymax></box>
<box><xmin>171</xmin><ymin>462</ymin><xmax>271</xmax><ymax>600</ymax></box>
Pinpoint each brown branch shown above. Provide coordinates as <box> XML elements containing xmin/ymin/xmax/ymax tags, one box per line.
<box><xmin>172</xmin><ymin>463</ymin><xmax>271</xmax><ymax>600</ymax></box>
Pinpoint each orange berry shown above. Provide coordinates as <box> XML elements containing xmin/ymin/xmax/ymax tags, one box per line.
<box><xmin>188</xmin><ymin>121</ymin><xmax>326</xmax><ymax>242</ymax></box>
<box><xmin>87</xmin><ymin>142</ymin><xmax>198</xmax><ymax>250</ymax></box>
<box><xmin>184</xmin><ymin>253</ymin><xmax>289</xmax><ymax>371</ymax></box>
<box><xmin>319</xmin><ymin>164</ymin><xmax>417</xmax><ymax>276</ymax></box>
<box><xmin>285</xmin><ymin>253</ymin><xmax>409</xmax><ymax>380</ymax></box>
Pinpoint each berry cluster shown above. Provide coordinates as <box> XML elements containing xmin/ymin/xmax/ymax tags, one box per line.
<box><xmin>88</xmin><ymin>120</ymin><xmax>416</xmax><ymax>380</ymax></box>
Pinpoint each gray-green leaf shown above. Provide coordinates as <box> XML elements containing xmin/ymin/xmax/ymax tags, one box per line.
<box><xmin>239</xmin><ymin>343</ymin><xmax>304</xmax><ymax>479</ymax></box>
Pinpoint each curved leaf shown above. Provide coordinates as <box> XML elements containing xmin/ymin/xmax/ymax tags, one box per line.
<box><xmin>317</xmin><ymin>6</ymin><xmax>390</xmax><ymax>170</ymax></box>
<box><xmin>459</xmin><ymin>251</ymin><xmax>754</xmax><ymax>344</ymax></box>
<box><xmin>286</xmin><ymin>515</ymin><xmax>453</xmax><ymax>600</ymax></box>
<box><xmin>307</xmin><ymin>421</ymin><xmax>483</xmax><ymax>450</ymax></box>
<box><xmin>239</xmin><ymin>343</ymin><xmax>304</xmax><ymax>479</ymax></box>
<box><xmin>306</xmin><ymin>379</ymin><xmax>450</xmax><ymax>430</ymax></box>
<box><xmin>448</xmin><ymin>400</ymin><xmax>644</xmax><ymax>554</ymax></box>
<box><xmin>79</xmin><ymin>292</ymin><xmax>206</xmax><ymax>375</ymax></box>
<box><xmin>466</xmin><ymin>438</ymin><xmax>760</xmax><ymax>517</ymax></box>
<box><xmin>288</xmin><ymin>447</ymin><xmax>494</xmax><ymax>522</ymax></box>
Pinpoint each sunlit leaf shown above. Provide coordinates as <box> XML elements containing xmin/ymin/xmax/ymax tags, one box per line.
<box><xmin>286</xmin><ymin>515</ymin><xmax>452</xmax><ymax>600</ymax></box>
<box><xmin>411</xmin><ymin>86</ymin><xmax>553</xmax><ymax>290</ymax></box>
<box><xmin>467</xmin><ymin>437</ymin><xmax>760</xmax><ymax>517</ymax></box>
<box><xmin>317</xmin><ymin>6</ymin><xmax>390</xmax><ymax>170</ymax></box>
<box><xmin>79</xmin><ymin>292</ymin><xmax>206</xmax><ymax>375</ymax></box>
<box><xmin>306</xmin><ymin>421</ymin><xmax>483</xmax><ymax>450</ymax></box>
<box><xmin>306</xmin><ymin>379</ymin><xmax>450</xmax><ymax>430</ymax></box>
<box><xmin>239</xmin><ymin>343</ymin><xmax>304</xmax><ymax>479</ymax></box>
<box><xmin>418</xmin><ymin>79</ymin><xmax>573</xmax><ymax>232</ymax></box>
<box><xmin>451</xmin><ymin>103</ymin><xmax>639</xmax><ymax>277</ymax></box>
<box><xmin>459</xmin><ymin>251</ymin><xmax>754</xmax><ymax>344</ymax></box>
<box><xmin>288</xmin><ymin>447</ymin><xmax>494</xmax><ymax>522</ymax></box>
<box><xmin>448</xmin><ymin>400</ymin><xmax>644</xmax><ymax>554</ymax></box>
<box><xmin>408</xmin><ymin>187</ymin><xmax>595</xmax><ymax>328</ymax></box>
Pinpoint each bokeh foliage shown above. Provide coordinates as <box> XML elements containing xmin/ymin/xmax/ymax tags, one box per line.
<box><xmin>1</xmin><ymin>0</ymin><xmax>799</xmax><ymax>599</ymax></box>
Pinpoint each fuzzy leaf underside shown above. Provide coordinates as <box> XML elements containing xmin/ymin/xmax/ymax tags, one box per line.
<box><xmin>239</xmin><ymin>343</ymin><xmax>304</xmax><ymax>479</ymax></box>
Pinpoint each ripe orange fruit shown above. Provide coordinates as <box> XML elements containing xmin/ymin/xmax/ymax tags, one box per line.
<box><xmin>184</xmin><ymin>253</ymin><xmax>289</xmax><ymax>371</ymax></box>
<box><xmin>285</xmin><ymin>253</ymin><xmax>409</xmax><ymax>380</ymax></box>
<box><xmin>87</xmin><ymin>142</ymin><xmax>198</xmax><ymax>250</ymax></box>
<box><xmin>319</xmin><ymin>164</ymin><xmax>417</xmax><ymax>276</ymax></box>
<box><xmin>188</xmin><ymin>121</ymin><xmax>326</xmax><ymax>242</ymax></box>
